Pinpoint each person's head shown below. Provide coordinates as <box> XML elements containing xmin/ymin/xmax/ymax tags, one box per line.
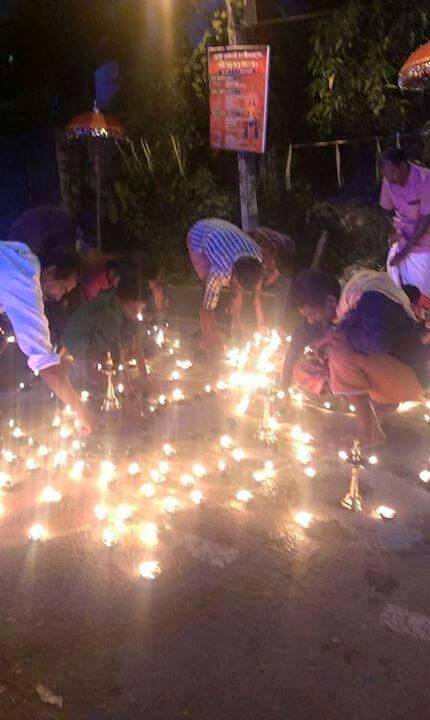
<box><xmin>231</xmin><ymin>257</ymin><xmax>263</xmax><ymax>291</ymax></box>
<box><xmin>248</xmin><ymin>227</ymin><xmax>296</xmax><ymax>277</ymax></box>
<box><xmin>105</xmin><ymin>258</ymin><xmax>126</xmax><ymax>288</ymax></box>
<box><xmin>115</xmin><ymin>271</ymin><xmax>151</xmax><ymax>320</ymax></box>
<box><xmin>382</xmin><ymin>147</ymin><xmax>410</xmax><ymax>186</ymax></box>
<box><xmin>40</xmin><ymin>250</ymin><xmax>81</xmax><ymax>301</ymax></box>
<box><xmin>292</xmin><ymin>269</ymin><xmax>340</xmax><ymax>324</ymax></box>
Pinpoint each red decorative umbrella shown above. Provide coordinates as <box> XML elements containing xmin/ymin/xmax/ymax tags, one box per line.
<box><xmin>66</xmin><ymin>102</ymin><xmax>127</xmax><ymax>250</ymax></box>
<box><xmin>398</xmin><ymin>41</ymin><xmax>430</xmax><ymax>91</ymax></box>
<box><xmin>66</xmin><ymin>102</ymin><xmax>126</xmax><ymax>140</ymax></box>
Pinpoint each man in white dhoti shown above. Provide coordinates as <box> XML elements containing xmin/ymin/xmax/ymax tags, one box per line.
<box><xmin>380</xmin><ymin>148</ymin><xmax>430</xmax><ymax>297</ymax></box>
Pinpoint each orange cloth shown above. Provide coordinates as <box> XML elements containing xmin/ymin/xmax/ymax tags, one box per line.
<box><xmin>292</xmin><ymin>339</ymin><xmax>423</xmax><ymax>404</ymax></box>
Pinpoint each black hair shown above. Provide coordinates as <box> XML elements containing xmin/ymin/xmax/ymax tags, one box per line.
<box><xmin>291</xmin><ymin>269</ymin><xmax>340</xmax><ymax>309</ymax></box>
<box><xmin>401</xmin><ymin>284</ymin><xmax>421</xmax><ymax>305</ymax></box>
<box><xmin>41</xmin><ymin>250</ymin><xmax>81</xmax><ymax>279</ymax></box>
<box><xmin>248</xmin><ymin>227</ymin><xmax>296</xmax><ymax>276</ymax></box>
<box><xmin>382</xmin><ymin>147</ymin><xmax>408</xmax><ymax>166</ymax></box>
<box><xmin>116</xmin><ymin>271</ymin><xmax>151</xmax><ymax>303</ymax></box>
<box><xmin>233</xmin><ymin>257</ymin><xmax>263</xmax><ymax>290</ymax></box>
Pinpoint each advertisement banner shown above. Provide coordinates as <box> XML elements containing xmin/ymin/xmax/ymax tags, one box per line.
<box><xmin>208</xmin><ymin>45</ymin><xmax>270</xmax><ymax>154</ymax></box>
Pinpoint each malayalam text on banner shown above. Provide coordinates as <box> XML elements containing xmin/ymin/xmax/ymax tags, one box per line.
<box><xmin>208</xmin><ymin>45</ymin><xmax>270</xmax><ymax>154</ymax></box>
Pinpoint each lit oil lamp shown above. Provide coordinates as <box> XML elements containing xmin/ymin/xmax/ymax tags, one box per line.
<box><xmin>236</xmin><ymin>489</ymin><xmax>253</xmax><ymax>503</ymax></box>
<box><xmin>28</xmin><ymin>524</ymin><xmax>49</xmax><ymax>543</ymax></box>
<box><xmin>139</xmin><ymin>560</ymin><xmax>161</xmax><ymax>580</ymax></box>
<box><xmin>294</xmin><ymin>511</ymin><xmax>314</xmax><ymax>528</ymax></box>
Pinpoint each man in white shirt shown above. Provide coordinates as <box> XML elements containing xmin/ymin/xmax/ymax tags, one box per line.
<box><xmin>0</xmin><ymin>242</ymin><xmax>93</xmax><ymax>433</ymax></box>
<box><xmin>380</xmin><ymin>147</ymin><xmax>430</xmax><ymax>296</ymax></box>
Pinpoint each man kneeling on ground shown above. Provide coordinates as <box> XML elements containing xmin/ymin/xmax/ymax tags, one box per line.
<box><xmin>281</xmin><ymin>269</ymin><xmax>428</xmax><ymax>446</ymax></box>
<box><xmin>61</xmin><ymin>272</ymin><xmax>151</xmax><ymax>395</ymax></box>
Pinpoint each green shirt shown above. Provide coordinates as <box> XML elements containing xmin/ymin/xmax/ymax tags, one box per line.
<box><xmin>63</xmin><ymin>289</ymin><xmax>126</xmax><ymax>362</ymax></box>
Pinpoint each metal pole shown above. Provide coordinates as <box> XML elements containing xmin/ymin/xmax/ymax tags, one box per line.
<box><xmin>226</xmin><ymin>0</ymin><xmax>259</xmax><ymax>233</ymax></box>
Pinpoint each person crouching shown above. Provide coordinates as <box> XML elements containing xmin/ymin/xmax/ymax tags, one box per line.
<box><xmin>282</xmin><ymin>269</ymin><xmax>427</xmax><ymax>447</ymax></box>
<box><xmin>61</xmin><ymin>271</ymin><xmax>151</xmax><ymax>395</ymax></box>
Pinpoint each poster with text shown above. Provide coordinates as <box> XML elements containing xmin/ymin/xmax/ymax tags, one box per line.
<box><xmin>208</xmin><ymin>45</ymin><xmax>270</xmax><ymax>154</ymax></box>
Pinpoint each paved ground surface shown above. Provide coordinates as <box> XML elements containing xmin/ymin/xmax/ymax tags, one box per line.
<box><xmin>0</xmin><ymin>306</ymin><xmax>429</xmax><ymax>720</ymax></box>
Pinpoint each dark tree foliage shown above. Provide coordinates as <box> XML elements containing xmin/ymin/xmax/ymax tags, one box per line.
<box><xmin>308</xmin><ymin>0</ymin><xmax>430</xmax><ymax>136</ymax></box>
<box><xmin>1</xmin><ymin>0</ymin><xmax>428</xmax><ymax>275</ymax></box>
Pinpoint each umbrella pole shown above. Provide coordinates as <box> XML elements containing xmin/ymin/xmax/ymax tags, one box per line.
<box><xmin>95</xmin><ymin>141</ymin><xmax>102</xmax><ymax>251</ymax></box>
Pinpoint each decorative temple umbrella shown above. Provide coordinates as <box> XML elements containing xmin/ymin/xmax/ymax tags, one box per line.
<box><xmin>66</xmin><ymin>102</ymin><xmax>127</xmax><ymax>250</ymax></box>
<box><xmin>398</xmin><ymin>41</ymin><xmax>430</xmax><ymax>91</ymax></box>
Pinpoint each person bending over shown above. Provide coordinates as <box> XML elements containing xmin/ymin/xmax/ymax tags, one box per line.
<box><xmin>282</xmin><ymin>269</ymin><xmax>427</xmax><ymax>446</ymax></box>
<box><xmin>62</xmin><ymin>272</ymin><xmax>151</xmax><ymax>392</ymax></box>
<box><xmin>0</xmin><ymin>241</ymin><xmax>93</xmax><ymax>432</ymax></box>
<box><xmin>281</xmin><ymin>269</ymin><xmax>339</xmax><ymax>394</ymax></box>
<box><xmin>81</xmin><ymin>257</ymin><xmax>124</xmax><ymax>301</ymax></box>
<box><xmin>248</xmin><ymin>227</ymin><xmax>296</xmax><ymax>331</ymax></box>
<box><xmin>82</xmin><ymin>253</ymin><xmax>170</xmax><ymax>317</ymax></box>
<box><xmin>145</xmin><ymin>260</ymin><xmax>170</xmax><ymax>320</ymax></box>
<box><xmin>187</xmin><ymin>218</ymin><xmax>263</xmax><ymax>357</ymax></box>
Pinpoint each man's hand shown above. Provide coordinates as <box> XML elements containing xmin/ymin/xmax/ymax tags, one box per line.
<box><xmin>253</xmin><ymin>279</ymin><xmax>265</xmax><ymax>330</ymax></box>
<box><xmin>389</xmin><ymin>215</ymin><xmax>430</xmax><ymax>263</ymax></box>
<box><xmin>75</xmin><ymin>404</ymin><xmax>96</xmax><ymax>436</ymax></box>
<box><xmin>41</xmin><ymin>364</ymin><xmax>96</xmax><ymax>434</ymax></box>
<box><xmin>312</xmin><ymin>330</ymin><xmax>335</xmax><ymax>362</ymax></box>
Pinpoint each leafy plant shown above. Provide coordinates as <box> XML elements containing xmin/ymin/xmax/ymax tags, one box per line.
<box><xmin>108</xmin><ymin>138</ymin><xmax>235</xmax><ymax>281</ymax></box>
<box><xmin>308</xmin><ymin>0</ymin><xmax>429</xmax><ymax>136</ymax></box>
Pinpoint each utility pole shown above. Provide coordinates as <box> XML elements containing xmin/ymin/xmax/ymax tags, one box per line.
<box><xmin>226</xmin><ymin>0</ymin><xmax>259</xmax><ymax>233</ymax></box>
<box><xmin>223</xmin><ymin>2</ymin><xmax>334</xmax><ymax>233</ymax></box>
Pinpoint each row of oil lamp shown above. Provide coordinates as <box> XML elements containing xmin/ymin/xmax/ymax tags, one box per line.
<box><xmin>2</xmin><ymin>324</ymin><xmax>423</xmax><ymax>586</ymax></box>
<box><xmin>0</xmin><ymin>379</ymin><xmax>326</xmax><ymax>551</ymax></box>
<box><xmin>0</xmin><ymin>411</ymin><xmax>400</xmax><ymax>568</ymax></box>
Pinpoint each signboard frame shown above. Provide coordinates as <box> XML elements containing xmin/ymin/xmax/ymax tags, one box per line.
<box><xmin>208</xmin><ymin>45</ymin><xmax>270</xmax><ymax>155</ymax></box>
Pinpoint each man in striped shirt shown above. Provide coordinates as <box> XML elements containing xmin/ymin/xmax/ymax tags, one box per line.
<box><xmin>187</xmin><ymin>218</ymin><xmax>263</xmax><ymax>356</ymax></box>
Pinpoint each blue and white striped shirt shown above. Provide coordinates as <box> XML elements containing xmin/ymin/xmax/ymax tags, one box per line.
<box><xmin>188</xmin><ymin>219</ymin><xmax>262</xmax><ymax>310</ymax></box>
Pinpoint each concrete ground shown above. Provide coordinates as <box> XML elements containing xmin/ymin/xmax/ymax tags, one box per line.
<box><xmin>0</xmin><ymin>300</ymin><xmax>429</xmax><ymax>720</ymax></box>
